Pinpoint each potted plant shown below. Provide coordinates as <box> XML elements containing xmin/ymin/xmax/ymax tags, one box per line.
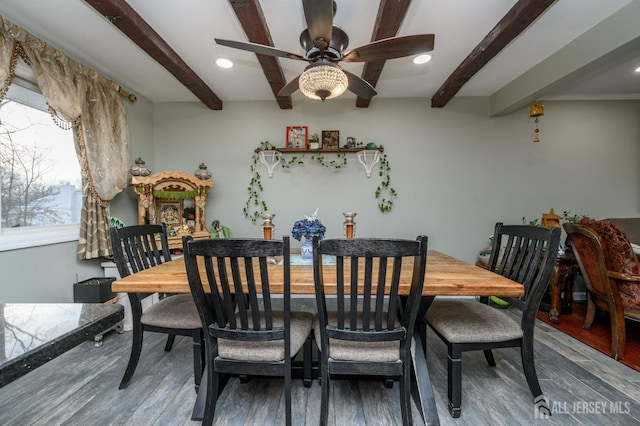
<box><xmin>308</xmin><ymin>132</ymin><xmax>320</xmax><ymax>150</ymax></box>
<box><xmin>291</xmin><ymin>209</ymin><xmax>326</xmax><ymax>259</ymax></box>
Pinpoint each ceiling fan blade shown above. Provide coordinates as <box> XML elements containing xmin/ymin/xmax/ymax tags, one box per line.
<box><xmin>215</xmin><ymin>38</ymin><xmax>306</xmax><ymax>61</ymax></box>
<box><xmin>342</xmin><ymin>34</ymin><xmax>435</xmax><ymax>62</ymax></box>
<box><xmin>277</xmin><ymin>75</ymin><xmax>301</xmax><ymax>97</ymax></box>
<box><xmin>343</xmin><ymin>69</ymin><xmax>377</xmax><ymax>99</ymax></box>
<box><xmin>302</xmin><ymin>0</ymin><xmax>334</xmax><ymax>50</ymax></box>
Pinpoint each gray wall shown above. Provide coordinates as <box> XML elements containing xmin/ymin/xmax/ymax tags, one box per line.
<box><xmin>151</xmin><ymin>97</ymin><xmax>640</xmax><ymax>261</ymax></box>
<box><xmin>1</xmin><ymin>95</ymin><xmax>639</xmax><ymax>302</ymax></box>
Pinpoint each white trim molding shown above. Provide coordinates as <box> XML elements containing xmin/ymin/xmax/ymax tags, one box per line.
<box><xmin>0</xmin><ymin>224</ymin><xmax>79</xmax><ymax>251</ymax></box>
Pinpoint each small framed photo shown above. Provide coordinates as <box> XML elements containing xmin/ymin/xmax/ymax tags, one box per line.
<box><xmin>157</xmin><ymin>200</ymin><xmax>183</xmax><ymax>226</ymax></box>
<box><xmin>286</xmin><ymin>126</ymin><xmax>308</xmax><ymax>149</ymax></box>
<box><xmin>322</xmin><ymin>130</ymin><xmax>339</xmax><ymax>150</ymax></box>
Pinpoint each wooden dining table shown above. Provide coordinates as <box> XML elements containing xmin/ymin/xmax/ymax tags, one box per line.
<box><xmin>112</xmin><ymin>250</ymin><xmax>523</xmax><ymax>425</ymax></box>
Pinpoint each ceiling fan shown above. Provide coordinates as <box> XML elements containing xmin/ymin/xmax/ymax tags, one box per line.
<box><xmin>215</xmin><ymin>0</ymin><xmax>435</xmax><ymax>101</ymax></box>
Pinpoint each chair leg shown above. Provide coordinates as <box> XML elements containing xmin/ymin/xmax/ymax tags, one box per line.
<box><xmin>202</xmin><ymin>361</ymin><xmax>219</xmax><ymax>426</ymax></box>
<box><xmin>285</xmin><ymin>357</ymin><xmax>292</xmax><ymax>426</ymax></box>
<box><xmin>583</xmin><ymin>294</ymin><xmax>595</xmax><ymax>329</ymax></box>
<box><xmin>164</xmin><ymin>334</ymin><xmax>176</xmax><ymax>351</ymax></box>
<box><xmin>609</xmin><ymin>306</ymin><xmax>626</xmax><ymax>360</ymax></box>
<box><xmin>447</xmin><ymin>344</ymin><xmax>462</xmax><ymax>418</ymax></box>
<box><xmin>320</xmin><ymin>358</ymin><xmax>330</xmax><ymax>426</ymax></box>
<box><xmin>483</xmin><ymin>349</ymin><xmax>496</xmax><ymax>367</ymax></box>
<box><xmin>521</xmin><ymin>337</ymin><xmax>542</xmax><ymax>400</ymax></box>
<box><xmin>119</xmin><ymin>322</ymin><xmax>144</xmax><ymax>389</ymax></box>
<box><xmin>399</xmin><ymin>357</ymin><xmax>412</xmax><ymax>426</ymax></box>
<box><xmin>192</xmin><ymin>329</ymin><xmax>204</xmax><ymax>390</ymax></box>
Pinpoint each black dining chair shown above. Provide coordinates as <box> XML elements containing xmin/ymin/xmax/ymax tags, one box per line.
<box><xmin>312</xmin><ymin>235</ymin><xmax>428</xmax><ymax>426</ymax></box>
<box><xmin>110</xmin><ymin>224</ymin><xmax>204</xmax><ymax>390</ymax></box>
<box><xmin>182</xmin><ymin>235</ymin><xmax>314</xmax><ymax>426</ymax></box>
<box><xmin>426</xmin><ymin>223</ymin><xmax>560</xmax><ymax>418</ymax></box>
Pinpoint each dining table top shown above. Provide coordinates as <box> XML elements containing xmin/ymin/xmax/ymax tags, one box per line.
<box><xmin>112</xmin><ymin>250</ymin><xmax>524</xmax><ymax>298</ymax></box>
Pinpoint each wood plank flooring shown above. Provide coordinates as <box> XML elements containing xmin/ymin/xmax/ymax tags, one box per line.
<box><xmin>1</xmin><ymin>308</ymin><xmax>640</xmax><ymax>425</ymax></box>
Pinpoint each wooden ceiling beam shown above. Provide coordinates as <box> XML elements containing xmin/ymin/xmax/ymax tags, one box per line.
<box><xmin>356</xmin><ymin>0</ymin><xmax>412</xmax><ymax>108</ymax></box>
<box><xmin>431</xmin><ymin>0</ymin><xmax>557</xmax><ymax>108</ymax></box>
<box><xmin>84</xmin><ymin>0</ymin><xmax>223</xmax><ymax>110</ymax></box>
<box><xmin>229</xmin><ymin>0</ymin><xmax>292</xmax><ymax>109</ymax></box>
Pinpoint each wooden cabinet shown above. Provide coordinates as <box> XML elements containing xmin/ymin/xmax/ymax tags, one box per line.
<box><xmin>131</xmin><ymin>171</ymin><xmax>213</xmax><ymax>249</ymax></box>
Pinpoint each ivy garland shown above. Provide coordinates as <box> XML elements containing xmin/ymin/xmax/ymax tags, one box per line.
<box><xmin>243</xmin><ymin>141</ymin><xmax>397</xmax><ymax>222</ymax></box>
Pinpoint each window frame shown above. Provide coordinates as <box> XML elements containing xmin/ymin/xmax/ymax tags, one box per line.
<box><xmin>0</xmin><ymin>224</ymin><xmax>80</xmax><ymax>251</ymax></box>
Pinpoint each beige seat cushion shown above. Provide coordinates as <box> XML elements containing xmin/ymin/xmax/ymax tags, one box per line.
<box><xmin>314</xmin><ymin>312</ymin><xmax>401</xmax><ymax>362</ymax></box>
<box><xmin>218</xmin><ymin>311</ymin><xmax>314</xmax><ymax>362</ymax></box>
<box><xmin>426</xmin><ymin>300</ymin><xmax>522</xmax><ymax>343</ymax></box>
<box><xmin>141</xmin><ymin>293</ymin><xmax>201</xmax><ymax>329</ymax></box>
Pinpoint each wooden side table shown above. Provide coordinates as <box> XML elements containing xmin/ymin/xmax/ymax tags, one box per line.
<box><xmin>548</xmin><ymin>253</ymin><xmax>580</xmax><ymax>323</ymax></box>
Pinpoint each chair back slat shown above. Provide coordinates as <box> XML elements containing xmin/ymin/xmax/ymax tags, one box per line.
<box><xmin>387</xmin><ymin>257</ymin><xmax>403</xmax><ymax>330</ymax></box>
<box><xmin>336</xmin><ymin>256</ymin><xmax>345</xmax><ymax>329</ymax></box>
<box><xmin>184</xmin><ymin>237</ymin><xmax>288</xmax><ymax>342</ymax></box>
<box><xmin>109</xmin><ymin>224</ymin><xmax>171</xmax><ymax>279</ymax></box>
<box><xmin>374</xmin><ymin>257</ymin><xmax>388</xmax><ymax>331</ymax></box>
<box><xmin>203</xmin><ymin>257</ymin><xmax>226</xmax><ymax>327</ymax></box>
<box><xmin>313</xmin><ymin>236</ymin><xmax>428</xmax><ymax>344</ymax></box>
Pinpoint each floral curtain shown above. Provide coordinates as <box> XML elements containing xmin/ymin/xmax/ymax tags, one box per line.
<box><xmin>0</xmin><ymin>16</ymin><xmax>130</xmax><ymax>259</ymax></box>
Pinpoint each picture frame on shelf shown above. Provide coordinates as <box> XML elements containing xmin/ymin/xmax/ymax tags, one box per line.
<box><xmin>157</xmin><ymin>200</ymin><xmax>183</xmax><ymax>226</ymax></box>
<box><xmin>286</xmin><ymin>125</ymin><xmax>308</xmax><ymax>149</ymax></box>
<box><xmin>322</xmin><ymin>130</ymin><xmax>340</xmax><ymax>150</ymax></box>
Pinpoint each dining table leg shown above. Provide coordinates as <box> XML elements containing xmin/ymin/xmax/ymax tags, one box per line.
<box><xmin>410</xmin><ymin>295</ymin><xmax>440</xmax><ymax>426</ymax></box>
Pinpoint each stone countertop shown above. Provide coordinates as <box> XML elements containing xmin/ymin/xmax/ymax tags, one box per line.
<box><xmin>0</xmin><ymin>303</ymin><xmax>124</xmax><ymax>387</ymax></box>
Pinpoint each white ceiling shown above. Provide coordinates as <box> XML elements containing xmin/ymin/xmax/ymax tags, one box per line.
<box><xmin>0</xmin><ymin>0</ymin><xmax>639</xmax><ymax>108</ymax></box>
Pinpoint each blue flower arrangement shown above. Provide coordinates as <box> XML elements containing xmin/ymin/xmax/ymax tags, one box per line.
<box><xmin>291</xmin><ymin>209</ymin><xmax>326</xmax><ymax>241</ymax></box>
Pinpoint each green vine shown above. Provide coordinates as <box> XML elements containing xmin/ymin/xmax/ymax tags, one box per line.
<box><xmin>243</xmin><ymin>141</ymin><xmax>272</xmax><ymax>222</ymax></box>
<box><xmin>243</xmin><ymin>141</ymin><xmax>398</xmax><ymax>222</ymax></box>
<box><xmin>374</xmin><ymin>154</ymin><xmax>397</xmax><ymax>212</ymax></box>
<box><xmin>310</xmin><ymin>151</ymin><xmax>348</xmax><ymax>169</ymax></box>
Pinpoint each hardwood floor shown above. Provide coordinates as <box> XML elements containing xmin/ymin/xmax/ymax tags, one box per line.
<box><xmin>1</xmin><ymin>308</ymin><xmax>640</xmax><ymax>425</ymax></box>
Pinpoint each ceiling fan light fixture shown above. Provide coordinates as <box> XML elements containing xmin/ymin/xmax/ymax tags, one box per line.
<box><xmin>299</xmin><ymin>62</ymin><xmax>348</xmax><ymax>101</ymax></box>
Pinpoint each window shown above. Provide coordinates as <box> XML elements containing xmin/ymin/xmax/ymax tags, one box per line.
<box><xmin>0</xmin><ymin>68</ymin><xmax>82</xmax><ymax>250</ymax></box>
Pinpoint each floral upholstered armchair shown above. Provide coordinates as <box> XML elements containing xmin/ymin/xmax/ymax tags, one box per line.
<box><xmin>563</xmin><ymin>217</ymin><xmax>640</xmax><ymax>360</ymax></box>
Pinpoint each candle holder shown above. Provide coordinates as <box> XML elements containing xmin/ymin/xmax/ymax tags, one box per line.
<box><xmin>343</xmin><ymin>212</ymin><xmax>357</xmax><ymax>238</ymax></box>
<box><xmin>260</xmin><ymin>212</ymin><xmax>275</xmax><ymax>240</ymax></box>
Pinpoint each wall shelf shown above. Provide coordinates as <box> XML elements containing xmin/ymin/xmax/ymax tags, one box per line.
<box><xmin>256</xmin><ymin>147</ymin><xmax>385</xmax><ymax>179</ymax></box>
<box><xmin>260</xmin><ymin>147</ymin><xmax>384</xmax><ymax>154</ymax></box>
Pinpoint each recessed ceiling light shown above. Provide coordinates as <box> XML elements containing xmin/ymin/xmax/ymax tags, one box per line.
<box><xmin>216</xmin><ymin>58</ymin><xmax>233</xmax><ymax>69</ymax></box>
<box><xmin>635</xmin><ymin>66</ymin><xmax>640</xmax><ymax>73</ymax></box>
<box><xmin>413</xmin><ymin>54</ymin><xmax>432</xmax><ymax>65</ymax></box>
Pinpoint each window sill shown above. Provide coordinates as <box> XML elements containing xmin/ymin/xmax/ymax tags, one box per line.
<box><xmin>0</xmin><ymin>224</ymin><xmax>79</xmax><ymax>251</ymax></box>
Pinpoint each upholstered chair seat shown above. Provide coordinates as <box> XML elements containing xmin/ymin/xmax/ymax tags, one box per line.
<box><xmin>313</xmin><ymin>312</ymin><xmax>400</xmax><ymax>362</ymax></box>
<box><xmin>141</xmin><ymin>294</ymin><xmax>201</xmax><ymax>329</ymax></box>
<box><xmin>219</xmin><ymin>311</ymin><xmax>314</xmax><ymax>362</ymax></box>
<box><xmin>426</xmin><ymin>300</ymin><xmax>523</xmax><ymax>343</ymax></box>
